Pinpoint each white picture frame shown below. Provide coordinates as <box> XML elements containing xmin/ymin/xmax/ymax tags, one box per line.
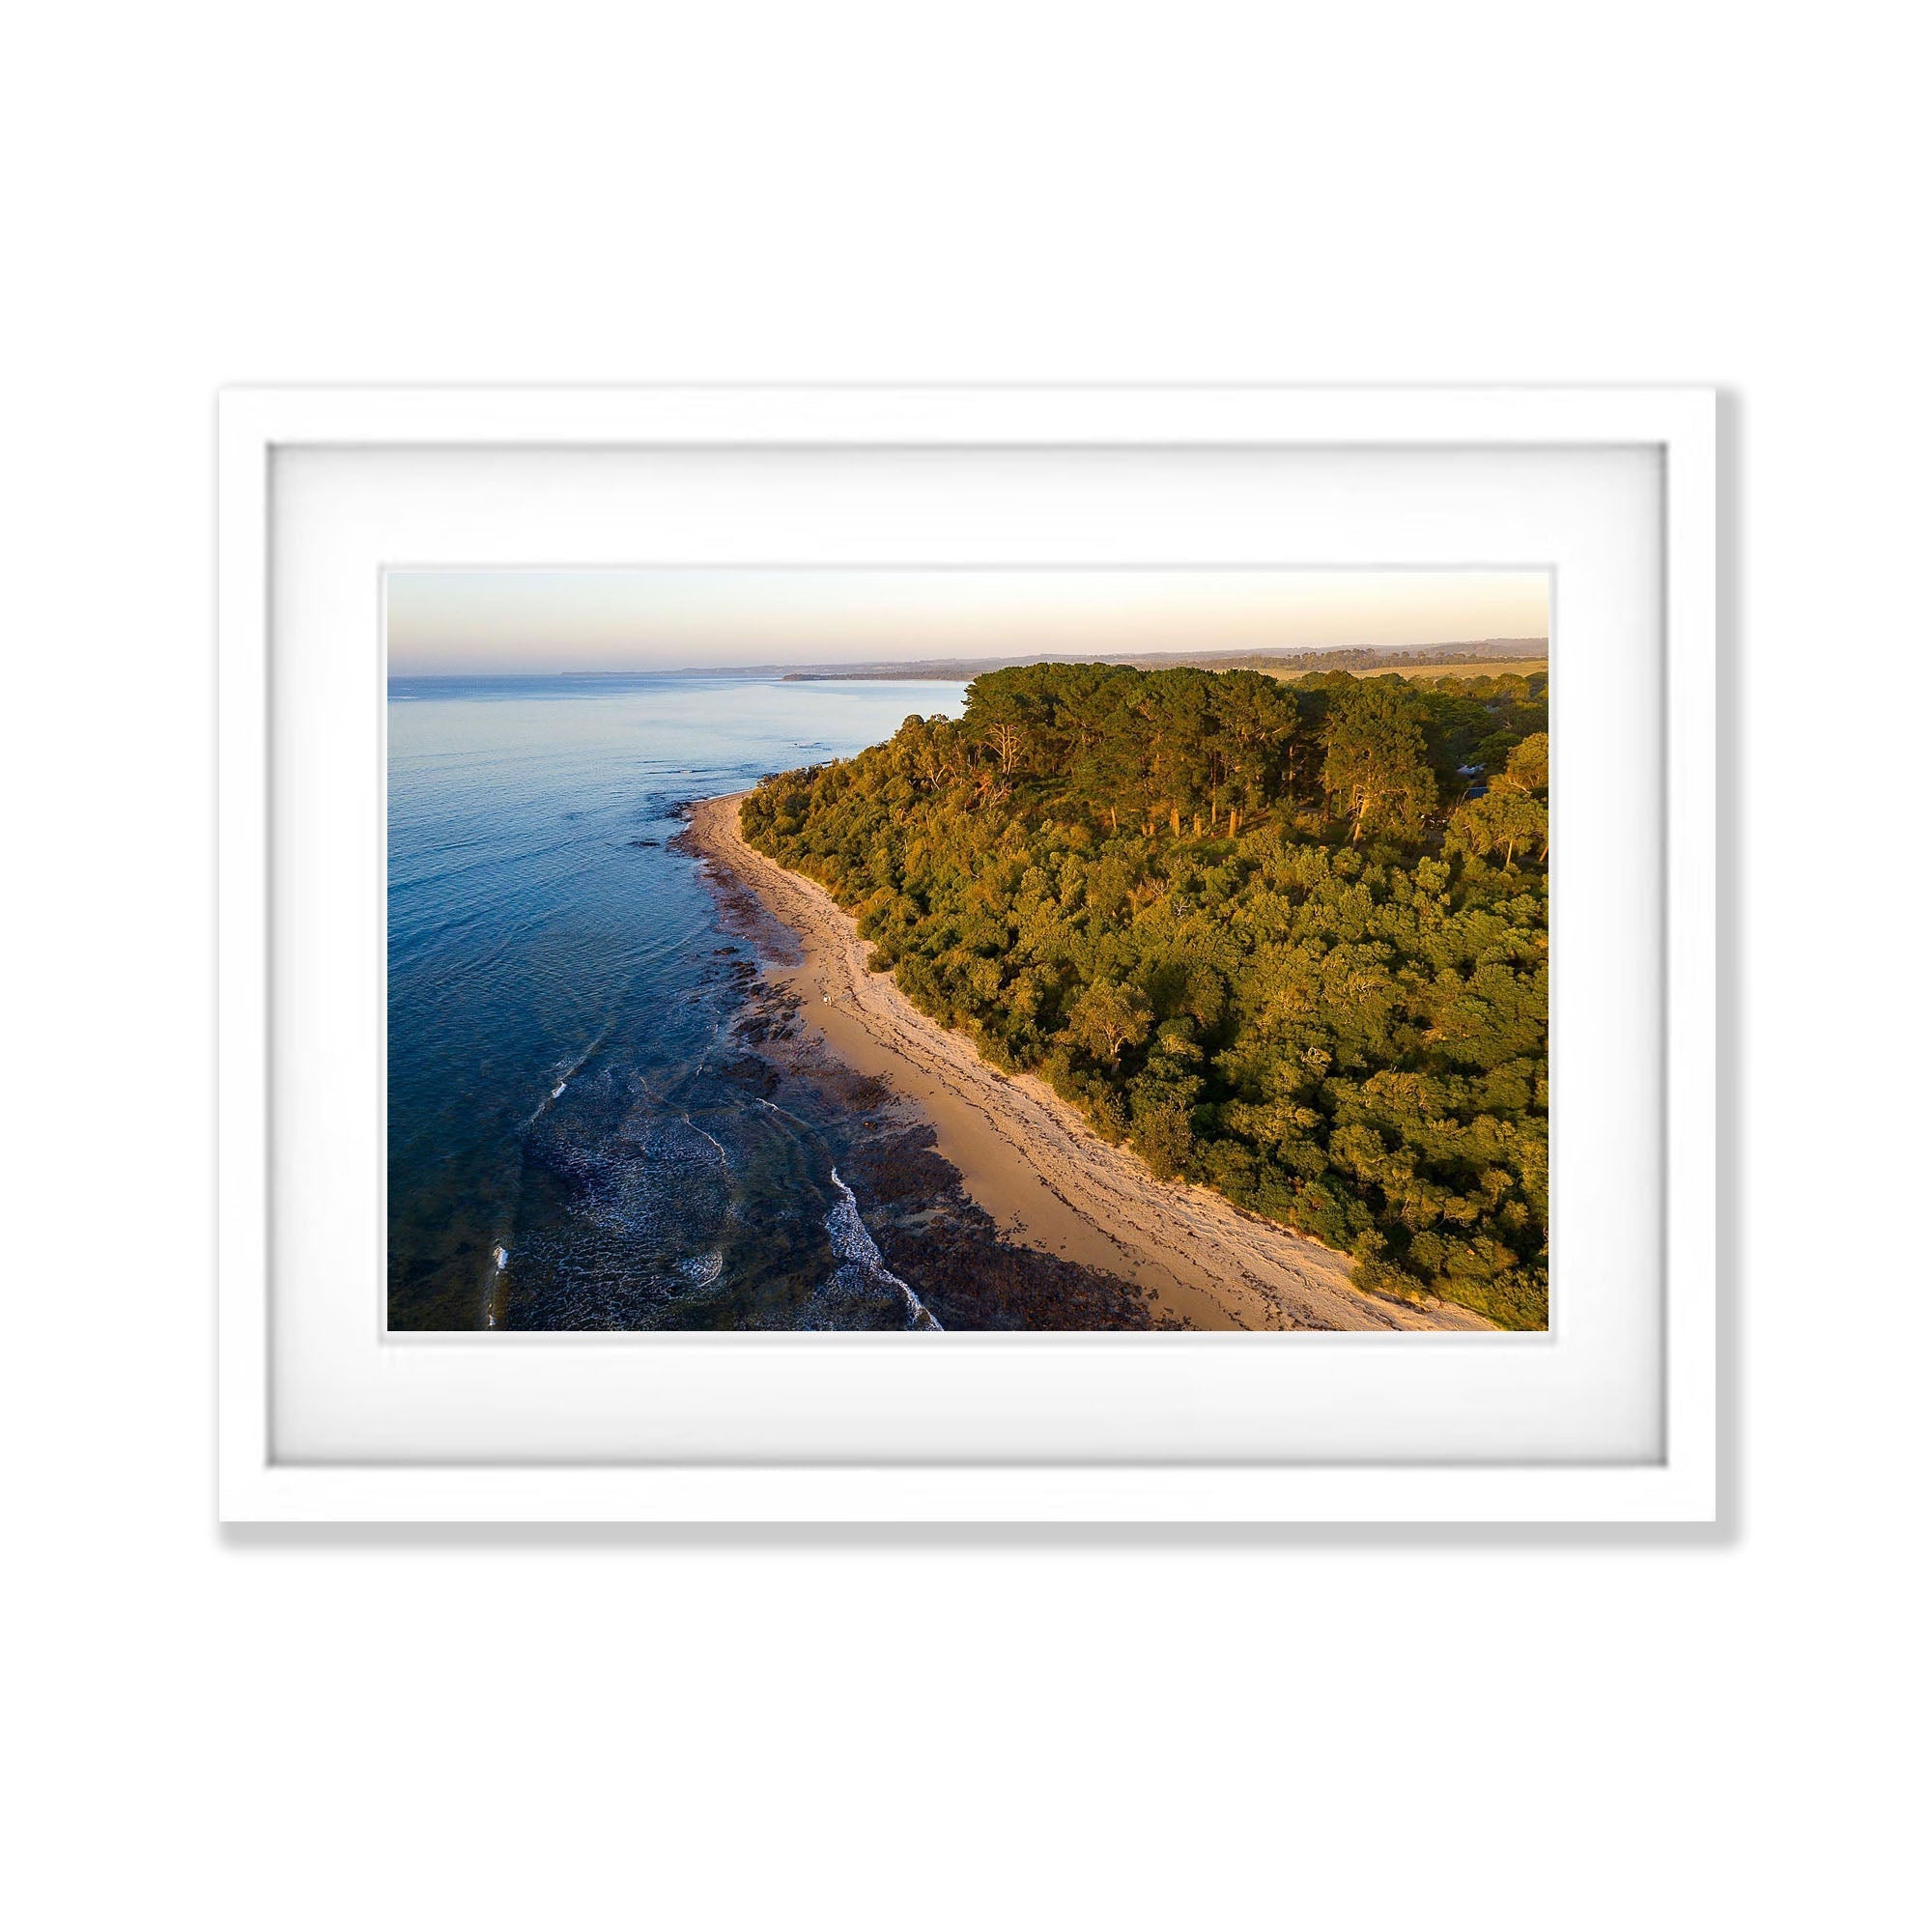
<box><xmin>218</xmin><ymin>385</ymin><xmax>1717</xmax><ymax>1523</ymax></box>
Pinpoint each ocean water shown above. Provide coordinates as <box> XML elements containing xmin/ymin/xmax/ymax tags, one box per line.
<box><xmin>386</xmin><ymin>672</ymin><xmax>967</xmax><ymax>1330</ymax></box>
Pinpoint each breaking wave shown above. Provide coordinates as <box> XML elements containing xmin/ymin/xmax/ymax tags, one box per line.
<box><xmin>675</xmin><ymin>1251</ymin><xmax>724</xmax><ymax>1290</ymax></box>
<box><xmin>824</xmin><ymin>1166</ymin><xmax>941</xmax><ymax>1331</ymax></box>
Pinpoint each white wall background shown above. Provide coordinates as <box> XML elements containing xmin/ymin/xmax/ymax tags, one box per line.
<box><xmin>3</xmin><ymin>5</ymin><xmax>1924</xmax><ymax>1927</ymax></box>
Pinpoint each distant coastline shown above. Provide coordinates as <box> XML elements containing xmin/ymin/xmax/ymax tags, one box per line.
<box><xmin>385</xmin><ymin>641</ymin><xmax>1548</xmax><ymax>687</ymax></box>
<box><xmin>777</xmin><ymin>638</ymin><xmax>1548</xmax><ymax>682</ymax></box>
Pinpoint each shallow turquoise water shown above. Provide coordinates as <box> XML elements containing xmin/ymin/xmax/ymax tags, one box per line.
<box><xmin>386</xmin><ymin>673</ymin><xmax>966</xmax><ymax>1329</ymax></box>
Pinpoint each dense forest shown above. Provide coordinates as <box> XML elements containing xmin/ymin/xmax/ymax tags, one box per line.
<box><xmin>739</xmin><ymin>662</ymin><xmax>1550</xmax><ymax>1327</ymax></box>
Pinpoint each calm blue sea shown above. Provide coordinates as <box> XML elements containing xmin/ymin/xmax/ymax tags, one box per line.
<box><xmin>386</xmin><ymin>673</ymin><xmax>966</xmax><ymax>1329</ymax></box>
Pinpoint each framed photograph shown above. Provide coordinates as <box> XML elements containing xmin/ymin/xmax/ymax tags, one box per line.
<box><xmin>218</xmin><ymin>385</ymin><xmax>1716</xmax><ymax>1521</ymax></box>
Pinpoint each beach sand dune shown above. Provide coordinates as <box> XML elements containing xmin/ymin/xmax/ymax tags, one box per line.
<box><xmin>686</xmin><ymin>792</ymin><xmax>1492</xmax><ymax>1332</ymax></box>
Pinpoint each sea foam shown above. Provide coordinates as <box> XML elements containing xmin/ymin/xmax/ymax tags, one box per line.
<box><xmin>826</xmin><ymin>1167</ymin><xmax>941</xmax><ymax>1330</ymax></box>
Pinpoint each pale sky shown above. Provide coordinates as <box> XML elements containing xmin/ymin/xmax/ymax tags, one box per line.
<box><xmin>384</xmin><ymin>567</ymin><xmax>1549</xmax><ymax>674</ymax></box>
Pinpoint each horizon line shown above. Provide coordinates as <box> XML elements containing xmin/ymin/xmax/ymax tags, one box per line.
<box><xmin>387</xmin><ymin>636</ymin><xmax>1551</xmax><ymax>680</ymax></box>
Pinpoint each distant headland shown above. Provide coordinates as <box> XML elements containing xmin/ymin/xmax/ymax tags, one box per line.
<box><xmin>773</xmin><ymin>638</ymin><xmax>1548</xmax><ymax>682</ymax></box>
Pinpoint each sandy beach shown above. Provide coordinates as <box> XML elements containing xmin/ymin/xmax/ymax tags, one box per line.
<box><xmin>686</xmin><ymin>792</ymin><xmax>1492</xmax><ymax>1332</ymax></box>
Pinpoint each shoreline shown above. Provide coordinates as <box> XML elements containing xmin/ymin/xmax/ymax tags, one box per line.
<box><xmin>685</xmin><ymin>791</ymin><xmax>1492</xmax><ymax>1333</ymax></box>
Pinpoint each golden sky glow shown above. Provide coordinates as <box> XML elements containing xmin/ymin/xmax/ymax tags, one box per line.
<box><xmin>385</xmin><ymin>567</ymin><xmax>1549</xmax><ymax>674</ymax></box>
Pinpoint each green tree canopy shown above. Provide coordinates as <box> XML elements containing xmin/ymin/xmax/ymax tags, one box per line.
<box><xmin>739</xmin><ymin>661</ymin><xmax>1550</xmax><ymax>1327</ymax></box>
<box><xmin>1321</xmin><ymin>680</ymin><xmax>1439</xmax><ymax>843</ymax></box>
<box><xmin>1494</xmin><ymin>730</ymin><xmax>1549</xmax><ymax>795</ymax></box>
<box><xmin>1066</xmin><ymin>980</ymin><xmax>1154</xmax><ymax>1065</ymax></box>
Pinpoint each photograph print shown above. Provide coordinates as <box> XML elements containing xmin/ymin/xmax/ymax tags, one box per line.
<box><xmin>386</xmin><ymin>567</ymin><xmax>1550</xmax><ymax>1334</ymax></box>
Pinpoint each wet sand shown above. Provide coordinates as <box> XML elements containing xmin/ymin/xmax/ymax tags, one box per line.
<box><xmin>684</xmin><ymin>793</ymin><xmax>1493</xmax><ymax>1332</ymax></box>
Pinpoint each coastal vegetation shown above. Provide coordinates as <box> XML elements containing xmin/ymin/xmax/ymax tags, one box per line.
<box><xmin>739</xmin><ymin>662</ymin><xmax>1549</xmax><ymax>1327</ymax></box>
